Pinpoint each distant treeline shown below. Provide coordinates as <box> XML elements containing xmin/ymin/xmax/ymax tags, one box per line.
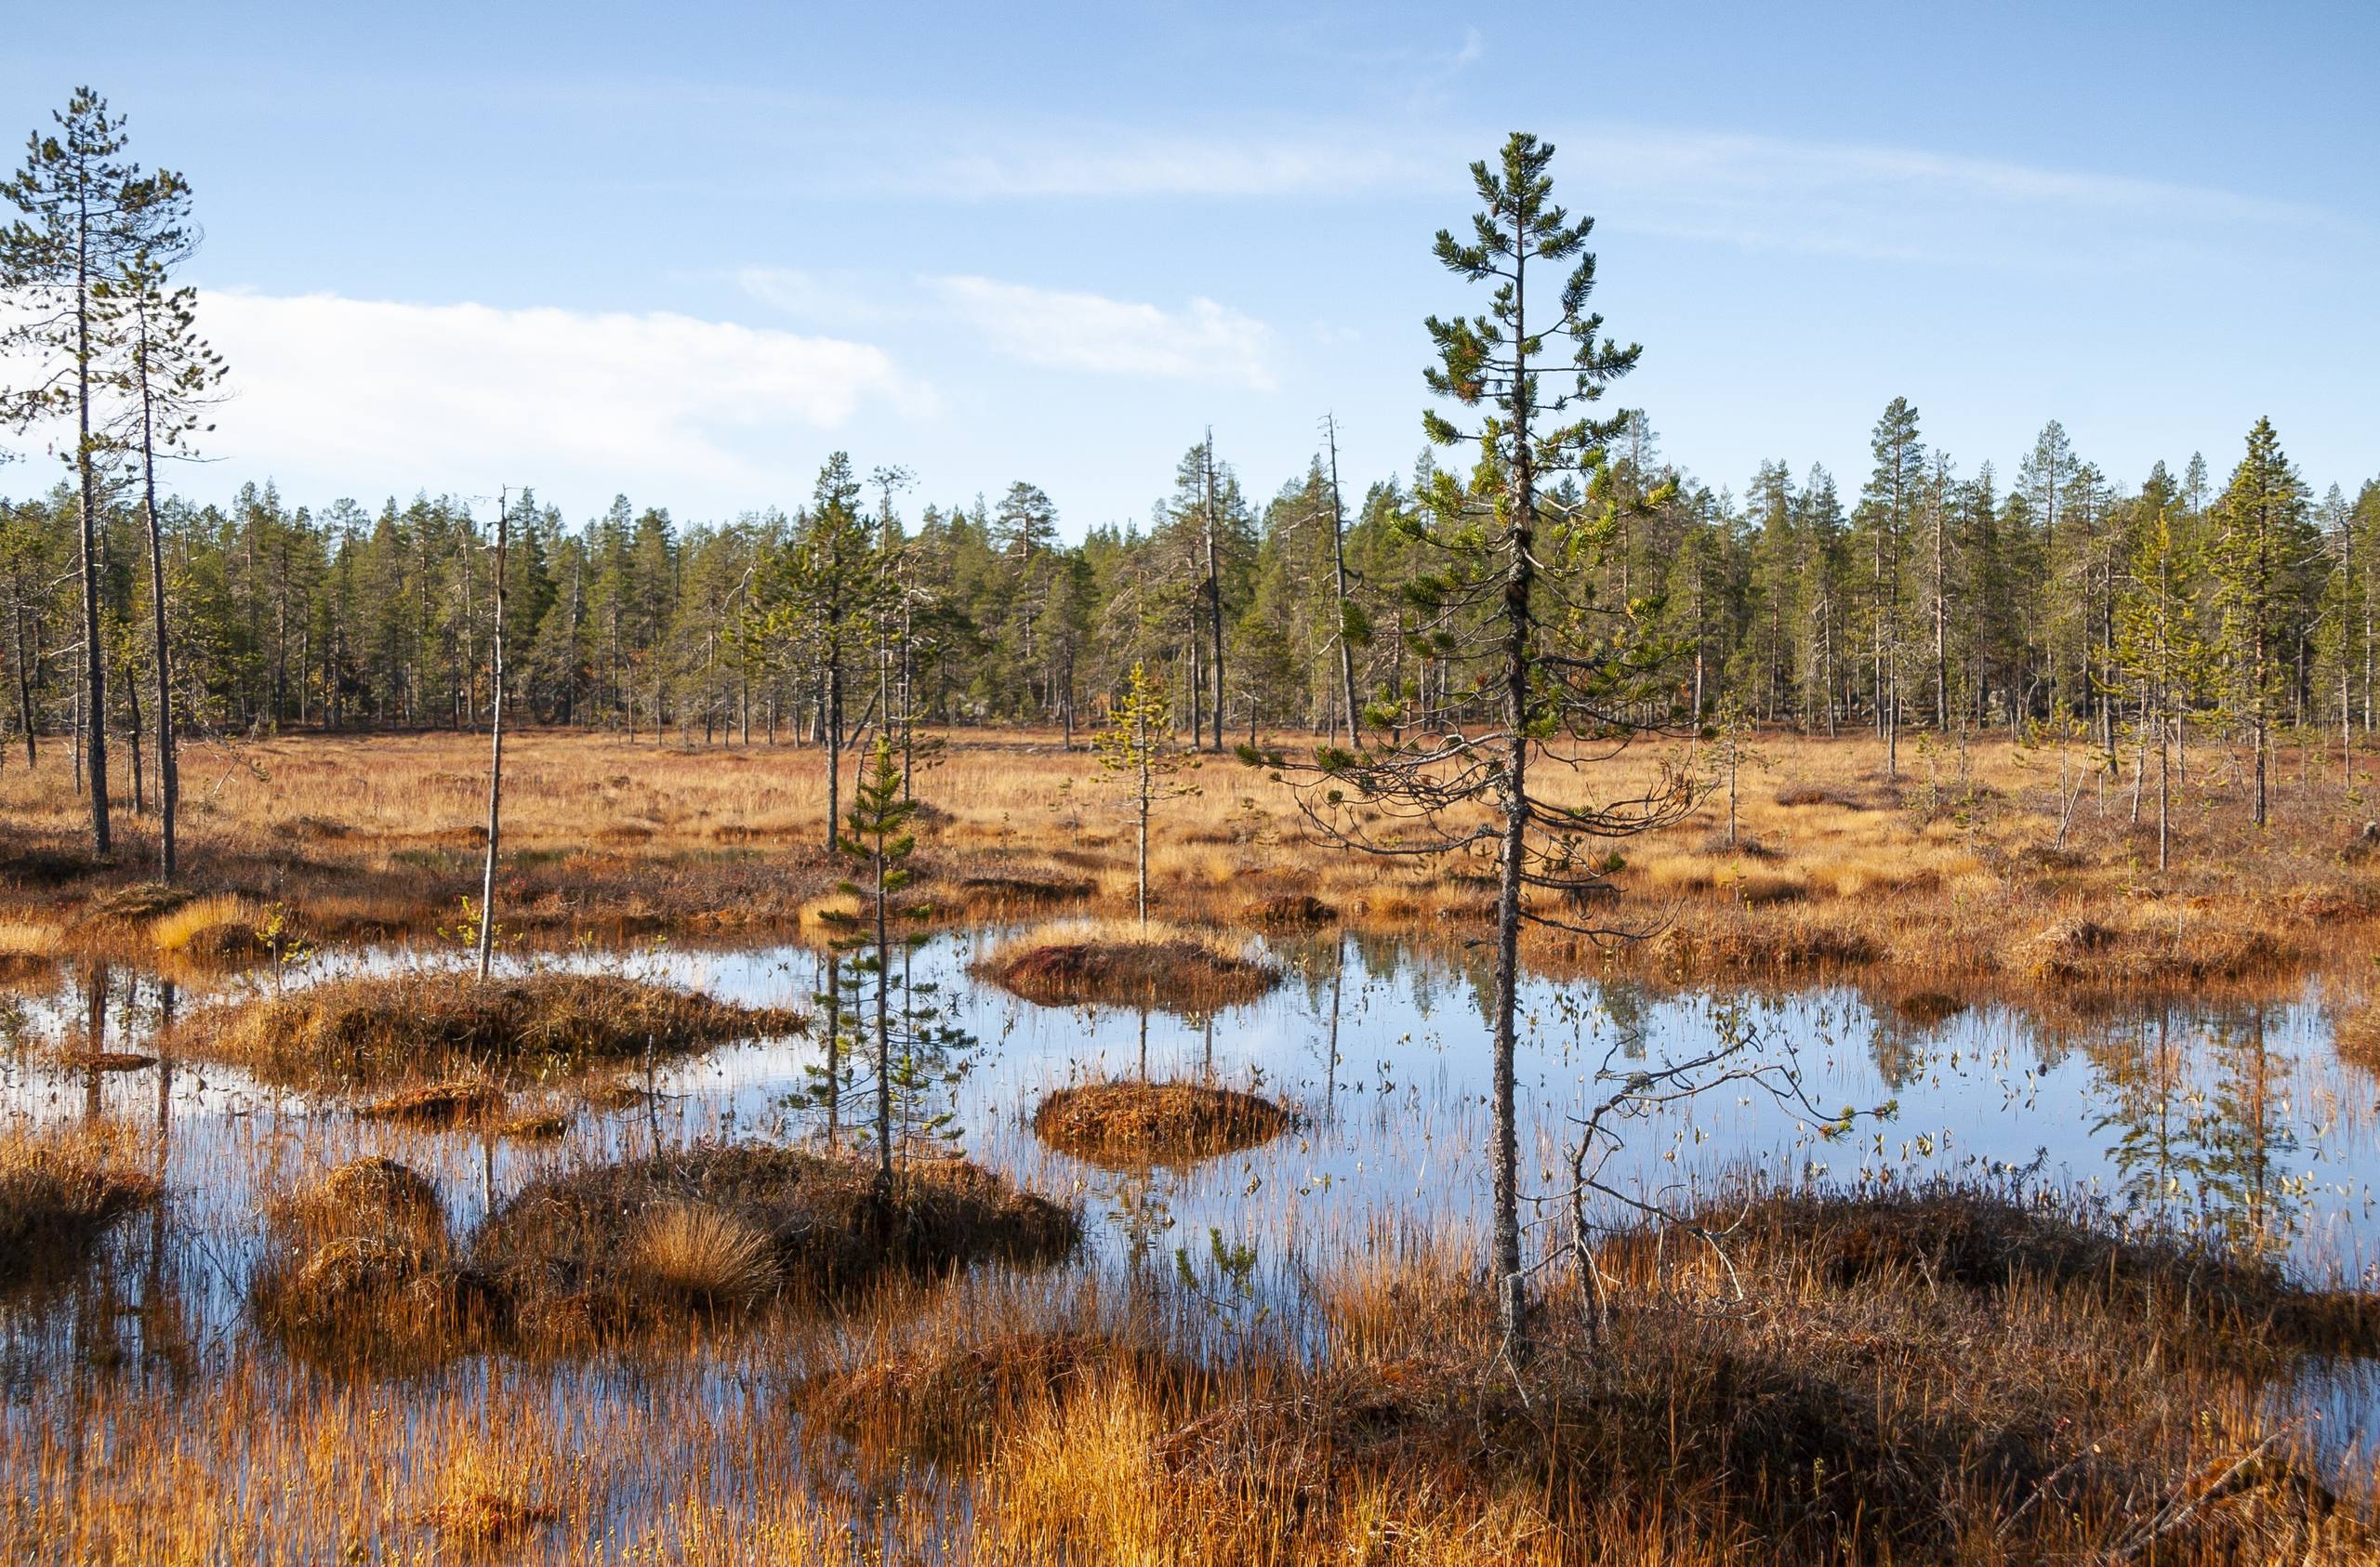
<box><xmin>2</xmin><ymin>405</ymin><xmax>2374</xmax><ymax>761</ymax></box>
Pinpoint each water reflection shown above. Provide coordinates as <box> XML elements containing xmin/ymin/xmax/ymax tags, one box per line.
<box><xmin>2</xmin><ymin>938</ymin><xmax>2375</xmax><ymax>1343</ymax></box>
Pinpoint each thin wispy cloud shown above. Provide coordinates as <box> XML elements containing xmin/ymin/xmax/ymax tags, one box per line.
<box><xmin>197</xmin><ymin>291</ymin><xmax>930</xmax><ymax>506</ymax></box>
<box><xmin>925</xmin><ymin>275</ymin><xmax>1276</xmax><ymax>390</ymax></box>
<box><xmin>885</xmin><ymin>114</ymin><xmax>2358</xmax><ymax>270</ymax></box>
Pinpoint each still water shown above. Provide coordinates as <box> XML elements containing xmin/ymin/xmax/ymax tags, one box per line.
<box><xmin>3</xmin><ymin>929</ymin><xmax>2376</xmax><ymax>1511</ymax></box>
<box><xmin>6</xmin><ymin>930</ymin><xmax>2373</xmax><ymax>1306</ymax></box>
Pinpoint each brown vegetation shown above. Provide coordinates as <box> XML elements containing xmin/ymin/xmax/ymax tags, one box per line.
<box><xmin>796</xmin><ymin>1187</ymin><xmax>2379</xmax><ymax>1564</ymax></box>
<box><xmin>191</xmin><ymin>970</ymin><xmax>804</xmax><ymax>1086</ymax></box>
<box><xmin>252</xmin><ymin>1155</ymin><xmax>496</xmax><ymax>1366</ymax></box>
<box><xmin>1031</xmin><ymin>1080</ymin><xmax>1295</xmax><ymax>1167</ymax></box>
<box><xmin>976</xmin><ymin>919</ymin><xmax>1280</xmax><ymax>1011</ymax></box>
<box><xmin>0</xmin><ymin>728</ymin><xmax>2366</xmax><ymax>1007</ymax></box>
<box><xmin>0</xmin><ymin>1125</ymin><xmax>160</xmax><ymax>1289</ymax></box>
<box><xmin>469</xmin><ymin>1142</ymin><xmax>1078</xmax><ymax>1341</ymax></box>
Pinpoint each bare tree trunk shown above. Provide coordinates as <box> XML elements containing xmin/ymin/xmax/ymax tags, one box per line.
<box><xmin>139</xmin><ymin>366</ymin><xmax>179</xmax><ymax>878</ymax></box>
<box><xmin>1203</xmin><ymin>430</ymin><xmax>1225</xmax><ymax>754</ymax></box>
<box><xmin>1325</xmin><ymin>414</ymin><xmax>1362</xmax><ymax>747</ymax></box>
<box><xmin>871</xmin><ymin>836</ymin><xmax>893</xmax><ymax>1219</ymax></box>
<box><xmin>1488</xmin><ymin>217</ymin><xmax>1533</xmax><ymax>1358</ymax></box>
<box><xmin>74</xmin><ymin>276</ymin><xmax>110</xmax><ymax>855</ymax></box>
<box><xmin>476</xmin><ymin>491</ymin><xmax>509</xmax><ymax>982</ymax></box>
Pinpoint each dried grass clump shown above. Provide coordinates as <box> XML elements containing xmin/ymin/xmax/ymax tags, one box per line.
<box><xmin>81</xmin><ymin>881</ymin><xmax>197</xmax><ymax>927</ymax></box>
<box><xmin>2336</xmin><ymin>1003</ymin><xmax>2380</xmax><ymax>1072</ymax></box>
<box><xmin>470</xmin><ymin>1142</ymin><xmax>1078</xmax><ymax>1339</ymax></box>
<box><xmin>809</xmin><ymin>1327</ymin><xmax>1200</xmax><ymax>1460</ymax></box>
<box><xmin>0</xmin><ymin>918</ymin><xmax>61</xmax><ymax>958</ymax></box>
<box><xmin>252</xmin><ymin>1157</ymin><xmax>491</xmax><ymax>1367</ymax></box>
<box><xmin>278</xmin><ymin>1155</ymin><xmax>447</xmax><ymax>1244</ymax></box>
<box><xmin>628</xmin><ymin>1201</ymin><xmax>777</xmax><ymax>1308</ymax></box>
<box><xmin>950</xmin><ymin>871</ymin><xmax>1098</xmax><ymax>912</ymax></box>
<box><xmin>975</xmin><ymin>919</ymin><xmax>1280</xmax><ymax>1012</ymax></box>
<box><xmin>1659</xmin><ymin>910</ymin><xmax>1884</xmax><ymax>972</ymax></box>
<box><xmin>410</xmin><ymin>1444</ymin><xmax>560</xmax><ymax>1548</ymax></box>
<box><xmin>2025</xmin><ymin>914</ymin><xmax>2293</xmax><ymax>988</ymax></box>
<box><xmin>197</xmin><ymin>971</ymin><xmax>805</xmax><ymax>1086</ymax></box>
<box><xmin>150</xmin><ymin>892</ymin><xmax>258</xmax><ymax>959</ymax></box>
<box><xmin>0</xmin><ymin>1125</ymin><xmax>161</xmax><ymax>1287</ymax></box>
<box><xmin>1032</xmin><ymin>1081</ymin><xmax>1294</xmax><ymax>1168</ymax></box>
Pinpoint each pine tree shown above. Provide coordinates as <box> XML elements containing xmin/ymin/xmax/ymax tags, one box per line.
<box><xmin>2</xmin><ymin>88</ymin><xmax>193</xmax><ymax>853</ymax></box>
<box><xmin>1305</xmin><ymin>133</ymin><xmax>1690</xmax><ymax>1354</ymax></box>
<box><xmin>1094</xmin><ymin>660</ymin><xmax>1197</xmax><ymax>925</ymax></box>
<box><xmin>112</xmin><ymin>243</ymin><xmax>223</xmax><ymax>878</ymax></box>
<box><xmin>781</xmin><ymin>454</ymin><xmax>876</xmax><ymax>850</ymax></box>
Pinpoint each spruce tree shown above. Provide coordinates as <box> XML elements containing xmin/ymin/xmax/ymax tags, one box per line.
<box><xmin>2211</xmin><ymin>418</ymin><xmax>2316</xmax><ymax>828</ymax></box>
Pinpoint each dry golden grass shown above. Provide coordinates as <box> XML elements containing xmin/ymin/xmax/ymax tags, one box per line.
<box><xmin>0</xmin><ymin>722</ymin><xmax>2368</xmax><ymax>1001</ymax></box>
<box><xmin>785</xmin><ymin>1186</ymin><xmax>2380</xmax><ymax>1565</ymax></box>
<box><xmin>469</xmin><ymin>1142</ymin><xmax>1079</xmax><ymax>1342</ymax></box>
<box><xmin>10</xmin><ymin>1159</ymin><xmax>2379</xmax><ymax>1563</ymax></box>
<box><xmin>356</xmin><ymin>1075</ymin><xmax>508</xmax><ymax>1126</ymax></box>
<box><xmin>0</xmin><ymin>917</ymin><xmax>60</xmax><ymax>957</ymax></box>
<box><xmin>147</xmin><ymin>890</ymin><xmax>257</xmax><ymax>957</ymax></box>
<box><xmin>628</xmin><ymin>1201</ymin><xmax>778</xmax><ymax>1309</ymax></box>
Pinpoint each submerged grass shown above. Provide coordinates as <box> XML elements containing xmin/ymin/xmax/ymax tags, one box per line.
<box><xmin>192</xmin><ymin>969</ymin><xmax>805</xmax><ymax>1086</ymax></box>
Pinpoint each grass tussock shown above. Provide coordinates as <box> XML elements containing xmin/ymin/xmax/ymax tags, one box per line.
<box><xmin>0</xmin><ymin>1124</ymin><xmax>161</xmax><ymax>1288</ymax></box>
<box><xmin>195</xmin><ymin>970</ymin><xmax>804</xmax><ymax>1086</ymax></box>
<box><xmin>628</xmin><ymin>1201</ymin><xmax>777</xmax><ymax>1308</ymax></box>
<box><xmin>252</xmin><ymin>1156</ymin><xmax>496</xmax><ymax>1366</ymax></box>
<box><xmin>1032</xmin><ymin>1080</ymin><xmax>1294</xmax><ymax>1168</ymax></box>
<box><xmin>409</xmin><ymin>1442</ymin><xmax>561</xmax><ymax>1549</ymax></box>
<box><xmin>2023</xmin><ymin>910</ymin><xmax>2292</xmax><ymax>988</ymax></box>
<box><xmin>469</xmin><ymin>1142</ymin><xmax>1078</xmax><ymax>1341</ymax></box>
<box><xmin>976</xmin><ymin>918</ymin><xmax>1280</xmax><ymax>1011</ymax></box>
<box><xmin>808</xmin><ymin>1326</ymin><xmax>1201</xmax><ymax>1462</ymax></box>
<box><xmin>949</xmin><ymin>870</ymin><xmax>1098</xmax><ymax>912</ymax></box>
<box><xmin>148</xmin><ymin>891</ymin><xmax>259</xmax><ymax>959</ymax></box>
<box><xmin>0</xmin><ymin>918</ymin><xmax>61</xmax><ymax>958</ymax></box>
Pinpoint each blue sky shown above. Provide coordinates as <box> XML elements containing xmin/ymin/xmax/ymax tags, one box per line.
<box><xmin>7</xmin><ymin>1</ymin><xmax>2375</xmax><ymax>531</ymax></box>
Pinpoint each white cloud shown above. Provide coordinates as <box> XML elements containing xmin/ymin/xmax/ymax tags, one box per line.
<box><xmin>195</xmin><ymin>291</ymin><xmax>928</xmax><ymax>509</ymax></box>
<box><xmin>927</xmin><ymin>135</ymin><xmax>1429</xmax><ymax>200</ymax></box>
<box><xmin>925</xmin><ymin>275</ymin><xmax>1275</xmax><ymax>390</ymax></box>
<box><xmin>731</xmin><ymin>266</ymin><xmax>888</xmax><ymax>325</ymax></box>
<box><xmin>891</xmin><ymin>115</ymin><xmax>2355</xmax><ymax>269</ymax></box>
